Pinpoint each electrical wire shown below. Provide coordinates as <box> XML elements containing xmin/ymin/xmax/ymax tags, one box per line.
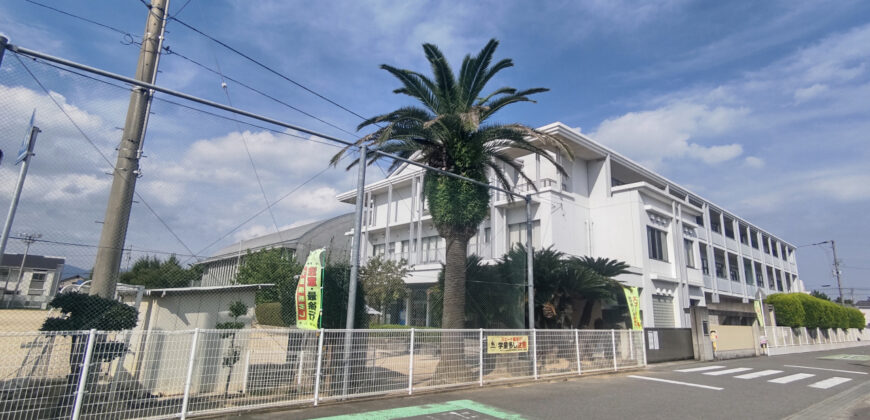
<box><xmin>169</xmin><ymin>16</ymin><xmax>372</xmax><ymax>123</ymax></box>
<box><xmin>7</xmin><ymin>235</ymin><xmax>205</xmax><ymax>258</ymax></box>
<box><xmin>13</xmin><ymin>52</ymin><xmax>199</xmax><ymax>260</ymax></box>
<box><xmin>25</xmin><ymin>0</ymin><xmax>134</xmax><ymax>37</ymax></box>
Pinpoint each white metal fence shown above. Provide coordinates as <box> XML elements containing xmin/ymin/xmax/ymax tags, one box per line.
<box><xmin>0</xmin><ymin>328</ymin><xmax>644</xmax><ymax>419</ymax></box>
<box><xmin>763</xmin><ymin>326</ymin><xmax>869</xmax><ymax>356</ymax></box>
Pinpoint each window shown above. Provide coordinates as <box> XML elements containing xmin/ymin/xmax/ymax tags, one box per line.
<box><xmin>695</xmin><ymin>215</ymin><xmax>704</xmax><ymax>227</ymax></box>
<box><xmin>421</xmin><ymin>236</ymin><xmax>444</xmax><ymax>263</ymax></box>
<box><xmin>508</xmin><ymin>221</ymin><xmax>541</xmax><ymax>250</ymax></box>
<box><xmin>750</xmin><ymin>230</ymin><xmax>759</xmax><ymax>249</ymax></box>
<box><xmin>713</xmin><ymin>249</ymin><xmax>726</xmax><ymax>279</ymax></box>
<box><xmin>373</xmin><ymin>244</ymin><xmax>386</xmax><ymax>257</ymax></box>
<box><xmin>728</xmin><ymin>253</ymin><xmax>739</xmax><ymax>281</ymax></box>
<box><xmin>771</xmin><ymin>241</ymin><xmax>779</xmax><ymax>257</ymax></box>
<box><xmin>684</xmin><ymin>239</ymin><xmax>695</xmax><ymax>268</ymax></box>
<box><xmin>28</xmin><ymin>272</ymin><xmax>47</xmax><ymax>296</ymax></box>
<box><xmin>743</xmin><ymin>258</ymin><xmax>754</xmax><ymax>285</ymax></box>
<box><xmin>484</xmin><ymin>227</ymin><xmax>491</xmax><ymax>244</ymax></box>
<box><xmin>762</xmin><ymin>236</ymin><xmax>771</xmax><ymax>254</ymax></box>
<box><xmin>709</xmin><ymin>210</ymin><xmax>721</xmax><ymax>233</ymax></box>
<box><xmin>700</xmin><ymin>248</ymin><xmax>709</xmax><ymax>275</ymax></box>
<box><xmin>739</xmin><ymin>224</ymin><xmax>749</xmax><ymax>244</ymax></box>
<box><xmin>724</xmin><ymin>217</ymin><xmax>735</xmax><ymax>239</ymax></box>
<box><xmin>755</xmin><ymin>262</ymin><xmax>764</xmax><ymax>287</ymax></box>
<box><xmin>647</xmin><ymin>226</ymin><xmax>668</xmax><ymax>262</ymax></box>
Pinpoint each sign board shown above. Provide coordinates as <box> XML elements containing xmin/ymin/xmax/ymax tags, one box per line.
<box><xmin>16</xmin><ymin>110</ymin><xmax>36</xmax><ymax>164</ymax></box>
<box><xmin>753</xmin><ymin>300</ymin><xmax>765</xmax><ymax>325</ymax></box>
<box><xmin>623</xmin><ymin>286</ymin><xmax>643</xmax><ymax>330</ymax></box>
<box><xmin>295</xmin><ymin>248</ymin><xmax>325</xmax><ymax>330</ymax></box>
<box><xmin>486</xmin><ymin>335</ymin><xmax>528</xmax><ymax>354</ymax></box>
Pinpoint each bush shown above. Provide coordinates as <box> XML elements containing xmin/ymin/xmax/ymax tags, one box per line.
<box><xmin>771</xmin><ymin>293</ymin><xmax>865</xmax><ymax>330</ymax></box>
<box><xmin>255</xmin><ymin>302</ymin><xmax>286</xmax><ymax>327</ymax></box>
<box><xmin>767</xmin><ymin>294</ymin><xmax>804</xmax><ymax>327</ymax></box>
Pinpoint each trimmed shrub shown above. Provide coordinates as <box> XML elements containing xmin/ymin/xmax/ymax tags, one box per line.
<box><xmin>767</xmin><ymin>293</ymin><xmax>804</xmax><ymax>327</ymax></box>
<box><xmin>847</xmin><ymin>307</ymin><xmax>867</xmax><ymax>329</ymax></box>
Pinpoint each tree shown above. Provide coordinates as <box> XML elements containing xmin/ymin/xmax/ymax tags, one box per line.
<box><xmin>236</xmin><ymin>248</ymin><xmax>302</xmax><ymax>326</ymax></box>
<box><xmin>359</xmin><ymin>255</ymin><xmax>411</xmax><ymax>324</ymax></box>
<box><xmin>810</xmin><ymin>290</ymin><xmax>831</xmax><ymax>301</ymax></box>
<box><xmin>41</xmin><ymin>293</ymin><xmax>138</xmax><ymax>417</ymax></box>
<box><xmin>215</xmin><ymin>300</ymin><xmax>247</xmax><ymax>397</ymax></box>
<box><xmin>331</xmin><ymin>39</ymin><xmax>570</xmax><ymax>331</ymax></box>
<box><xmin>120</xmin><ymin>255</ymin><xmax>202</xmax><ymax>289</ymax></box>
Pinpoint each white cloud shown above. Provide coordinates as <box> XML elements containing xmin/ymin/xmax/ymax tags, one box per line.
<box><xmin>793</xmin><ymin>83</ymin><xmax>828</xmax><ymax>103</ymax></box>
<box><xmin>592</xmin><ymin>103</ymin><xmax>747</xmax><ymax>168</ymax></box>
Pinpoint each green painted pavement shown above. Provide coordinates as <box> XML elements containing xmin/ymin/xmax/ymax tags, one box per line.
<box><xmin>312</xmin><ymin>400</ymin><xmax>526</xmax><ymax>420</ymax></box>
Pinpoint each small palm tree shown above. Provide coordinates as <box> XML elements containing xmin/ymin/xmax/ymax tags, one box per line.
<box><xmin>331</xmin><ymin>39</ymin><xmax>571</xmax><ymax>332</ymax></box>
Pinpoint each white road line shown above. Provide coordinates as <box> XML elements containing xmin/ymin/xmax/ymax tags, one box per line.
<box><xmin>783</xmin><ymin>365</ymin><xmax>869</xmax><ymax>375</ymax></box>
<box><xmin>675</xmin><ymin>365</ymin><xmax>726</xmax><ymax>372</ymax></box>
<box><xmin>769</xmin><ymin>373</ymin><xmax>815</xmax><ymax>384</ymax></box>
<box><xmin>704</xmin><ymin>367</ymin><xmax>753</xmax><ymax>376</ymax></box>
<box><xmin>628</xmin><ymin>375</ymin><xmax>723</xmax><ymax>390</ymax></box>
<box><xmin>808</xmin><ymin>377</ymin><xmax>853</xmax><ymax>389</ymax></box>
<box><xmin>735</xmin><ymin>369</ymin><xmax>782</xmax><ymax>379</ymax></box>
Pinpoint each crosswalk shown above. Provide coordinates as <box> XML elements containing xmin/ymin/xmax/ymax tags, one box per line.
<box><xmin>673</xmin><ymin>365</ymin><xmax>857</xmax><ymax>390</ymax></box>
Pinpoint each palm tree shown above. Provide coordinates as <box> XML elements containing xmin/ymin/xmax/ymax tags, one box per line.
<box><xmin>331</xmin><ymin>39</ymin><xmax>571</xmax><ymax>331</ymax></box>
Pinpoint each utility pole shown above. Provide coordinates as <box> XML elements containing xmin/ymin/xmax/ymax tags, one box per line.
<box><xmin>11</xmin><ymin>233</ymin><xmax>40</xmax><ymax>294</ymax></box>
<box><xmin>0</xmin><ymin>112</ymin><xmax>39</xmax><ymax>265</ymax></box>
<box><xmin>831</xmin><ymin>239</ymin><xmax>843</xmax><ymax>304</ymax></box>
<box><xmin>91</xmin><ymin>0</ymin><xmax>168</xmax><ymax>299</ymax></box>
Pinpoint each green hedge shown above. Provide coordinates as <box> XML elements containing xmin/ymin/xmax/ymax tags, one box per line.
<box><xmin>768</xmin><ymin>293</ymin><xmax>865</xmax><ymax>330</ymax></box>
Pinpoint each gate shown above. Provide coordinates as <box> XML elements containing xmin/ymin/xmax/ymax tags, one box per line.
<box><xmin>644</xmin><ymin>328</ymin><xmax>694</xmax><ymax>363</ymax></box>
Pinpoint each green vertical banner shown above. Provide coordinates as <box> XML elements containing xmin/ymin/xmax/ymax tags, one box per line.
<box><xmin>623</xmin><ymin>286</ymin><xmax>643</xmax><ymax>330</ymax></box>
<box><xmin>754</xmin><ymin>300</ymin><xmax>764</xmax><ymax>325</ymax></box>
<box><xmin>296</xmin><ymin>249</ymin><xmax>325</xmax><ymax>329</ymax></box>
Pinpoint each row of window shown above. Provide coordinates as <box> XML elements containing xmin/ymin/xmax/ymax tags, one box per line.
<box><xmin>702</xmin><ymin>209</ymin><xmax>793</xmax><ymax>262</ymax></box>
<box><xmin>647</xmin><ymin>227</ymin><xmax>796</xmax><ymax>293</ymax></box>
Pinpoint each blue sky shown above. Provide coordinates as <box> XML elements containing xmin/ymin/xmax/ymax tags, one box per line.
<box><xmin>1</xmin><ymin>0</ymin><xmax>869</xmax><ymax>297</ymax></box>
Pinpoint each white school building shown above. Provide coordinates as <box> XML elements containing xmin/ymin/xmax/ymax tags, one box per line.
<box><xmin>337</xmin><ymin>122</ymin><xmax>802</xmax><ymax>328</ymax></box>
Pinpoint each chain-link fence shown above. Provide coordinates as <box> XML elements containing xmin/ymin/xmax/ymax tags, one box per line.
<box><xmin>0</xmin><ymin>44</ymin><xmax>554</xmax><ymax>334</ymax></box>
<box><xmin>0</xmin><ymin>328</ymin><xmax>647</xmax><ymax>419</ymax></box>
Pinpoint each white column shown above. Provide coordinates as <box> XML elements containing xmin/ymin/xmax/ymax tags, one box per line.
<box><xmin>71</xmin><ymin>329</ymin><xmax>97</xmax><ymax>420</ymax></box>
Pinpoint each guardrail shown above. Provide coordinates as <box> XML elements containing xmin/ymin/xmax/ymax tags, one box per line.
<box><xmin>0</xmin><ymin>328</ymin><xmax>644</xmax><ymax>419</ymax></box>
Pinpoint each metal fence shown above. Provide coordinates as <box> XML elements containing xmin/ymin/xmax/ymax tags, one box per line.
<box><xmin>764</xmin><ymin>326</ymin><xmax>869</xmax><ymax>348</ymax></box>
<box><xmin>0</xmin><ymin>328</ymin><xmax>644</xmax><ymax>419</ymax></box>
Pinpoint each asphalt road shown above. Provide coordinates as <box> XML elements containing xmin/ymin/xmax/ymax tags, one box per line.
<box><xmin>221</xmin><ymin>346</ymin><xmax>870</xmax><ymax>420</ymax></box>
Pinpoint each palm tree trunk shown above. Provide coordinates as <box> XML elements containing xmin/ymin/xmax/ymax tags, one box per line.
<box><xmin>435</xmin><ymin>235</ymin><xmax>472</xmax><ymax>382</ymax></box>
<box><xmin>442</xmin><ymin>235</ymin><xmax>468</xmax><ymax>329</ymax></box>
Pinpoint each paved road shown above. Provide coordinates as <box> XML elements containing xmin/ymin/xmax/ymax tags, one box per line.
<box><xmin>223</xmin><ymin>346</ymin><xmax>870</xmax><ymax>419</ymax></box>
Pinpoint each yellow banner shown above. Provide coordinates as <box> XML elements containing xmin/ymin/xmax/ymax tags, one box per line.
<box><xmin>754</xmin><ymin>300</ymin><xmax>764</xmax><ymax>325</ymax></box>
<box><xmin>295</xmin><ymin>249</ymin><xmax>325</xmax><ymax>330</ymax></box>
<box><xmin>623</xmin><ymin>286</ymin><xmax>643</xmax><ymax>330</ymax></box>
<box><xmin>487</xmin><ymin>335</ymin><xmax>529</xmax><ymax>354</ymax></box>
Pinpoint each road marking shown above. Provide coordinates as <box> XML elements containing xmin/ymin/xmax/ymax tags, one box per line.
<box><xmin>312</xmin><ymin>400</ymin><xmax>527</xmax><ymax>419</ymax></box>
<box><xmin>735</xmin><ymin>369</ymin><xmax>782</xmax><ymax>379</ymax></box>
<box><xmin>784</xmin><ymin>365</ymin><xmax>868</xmax><ymax>375</ymax></box>
<box><xmin>808</xmin><ymin>377</ymin><xmax>853</xmax><ymax>389</ymax></box>
<box><xmin>628</xmin><ymin>375</ymin><xmax>723</xmax><ymax>390</ymax></box>
<box><xmin>674</xmin><ymin>365</ymin><xmax>725</xmax><ymax>372</ymax></box>
<box><xmin>818</xmin><ymin>354</ymin><xmax>870</xmax><ymax>361</ymax></box>
<box><xmin>769</xmin><ymin>373</ymin><xmax>815</xmax><ymax>384</ymax></box>
<box><xmin>704</xmin><ymin>367</ymin><xmax>753</xmax><ymax>376</ymax></box>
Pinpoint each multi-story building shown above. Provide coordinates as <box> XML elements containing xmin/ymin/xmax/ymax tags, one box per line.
<box><xmin>337</xmin><ymin>122</ymin><xmax>802</xmax><ymax>328</ymax></box>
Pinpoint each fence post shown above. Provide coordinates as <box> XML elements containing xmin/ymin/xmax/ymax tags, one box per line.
<box><xmin>611</xmin><ymin>330</ymin><xmax>617</xmax><ymax>372</ymax></box>
<box><xmin>628</xmin><ymin>330</ymin><xmax>634</xmax><ymax>359</ymax></box>
<box><xmin>408</xmin><ymin>328</ymin><xmax>415</xmax><ymax>395</ymax></box>
<box><xmin>180</xmin><ymin>328</ymin><xmax>199</xmax><ymax>420</ymax></box>
<box><xmin>574</xmin><ymin>329</ymin><xmax>581</xmax><ymax>375</ymax></box>
<box><xmin>640</xmin><ymin>330</ymin><xmax>647</xmax><ymax>366</ymax></box>
<box><xmin>71</xmin><ymin>329</ymin><xmax>96</xmax><ymax>420</ymax></box>
<box><xmin>772</xmin><ymin>327</ymin><xmax>778</xmax><ymax>347</ymax></box>
<box><xmin>532</xmin><ymin>329</ymin><xmax>538</xmax><ymax>380</ymax></box>
<box><xmin>478</xmin><ymin>329</ymin><xmax>484</xmax><ymax>386</ymax></box>
<box><xmin>313</xmin><ymin>329</ymin><xmax>325</xmax><ymax>406</ymax></box>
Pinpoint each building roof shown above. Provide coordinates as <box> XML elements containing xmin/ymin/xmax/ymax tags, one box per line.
<box><xmin>855</xmin><ymin>299</ymin><xmax>870</xmax><ymax>309</ymax></box>
<box><xmin>203</xmin><ymin>213</ymin><xmax>352</xmax><ymax>263</ymax></box>
<box><xmin>1</xmin><ymin>254</ymin><xmax>65</xmax><ymax>270</ymax></box>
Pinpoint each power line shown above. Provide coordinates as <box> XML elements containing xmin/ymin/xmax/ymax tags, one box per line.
<box><xmin>7</xmin><ymin>235</ymin><xmax>204</xmax><ymax>259</ymax></box>
<box><xmin>162</xmin><ymin>46</ymin><xmax>356</xmax><ymax>137</ymax></box>
<box><xmin>13</xmin><ymin>53</ymin><xmax>199</xmax><ymax>260</ymax></box>
<box><xmin>168</xmin><ymin>16</ymin><xmax>373</xmax><ymax>123</ymax></box>
<box><xmin>25</xmin><ymin>0</ymin><xmax>134</xmax><ymax>37</ymax></box>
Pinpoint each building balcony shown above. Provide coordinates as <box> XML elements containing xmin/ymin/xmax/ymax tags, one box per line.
<box><xmin>491</xmin><ymin>178</ymin><xmax>559</xmax><ymax>205</ymax></box>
